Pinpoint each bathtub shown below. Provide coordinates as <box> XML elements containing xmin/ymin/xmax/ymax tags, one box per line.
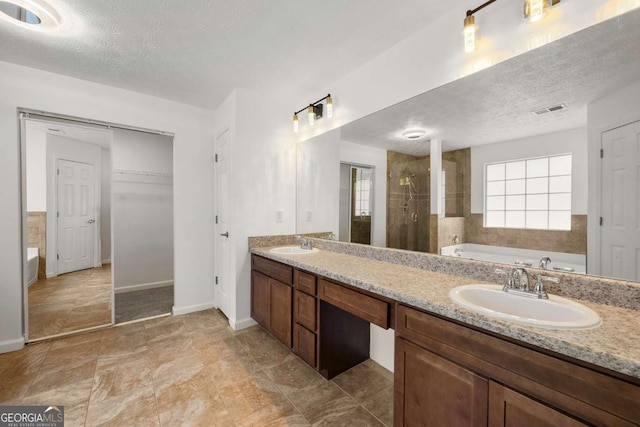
<box><xmin>440</xmin><ymin>243</ymin><xmax>586</xmax><ymax>274</ymax></box>
<box><xmin>27</xmin><ymin>247</ymin><xmax>39</xmax><ymax>286</ymax></box>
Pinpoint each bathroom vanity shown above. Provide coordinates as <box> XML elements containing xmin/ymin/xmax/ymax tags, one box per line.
<box><xmin>250</xmin><ymin>243</ymin><xmax>640</xmax><ymax>426</ymax></box>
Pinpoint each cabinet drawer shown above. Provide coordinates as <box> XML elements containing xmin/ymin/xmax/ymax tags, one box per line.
<box><xmin>252</xmin><ymin>255</ymin><xmax>293</xmax><ymax>285</ymax></box>
<box><xmin>318</xmin><ymin>279</ymin><xmax>389</xmax><ymax>329</ymax></box>
<box><xmin>295</xmin><ymin>290</ymin><xmax>317</xmax><ymax>332</ymax></box>
<box><xmin>294</xmin><ymin>270</ymin><xmax>317</xmax><ymax>295</ymax></box>
<box><xmin>293</xmin><ymin>323</ymin><xmax>316</xmax><ymax>368</ymax></box>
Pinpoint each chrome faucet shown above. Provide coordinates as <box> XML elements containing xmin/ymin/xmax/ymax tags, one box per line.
<box><xmin>539</xmin><ymin>256</ymin><xmax>552</xmax><ymax>269</ymax></box>
<box><xmin>495</xmin><ymin>267</ymin><xmax>556</xmax><ymax>299</ymax></box>
<box><xmin>513</xmin><ymin>267</ymin><xmax>530</xmax><ymax>291</ymax></box>
<box><xmin>295</xmin><ymin>235</ymin><xmax>313</xmax><ymax>250</ymax></box>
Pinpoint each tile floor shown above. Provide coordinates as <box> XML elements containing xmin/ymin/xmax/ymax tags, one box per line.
<box><xmin>115</xmin><ymin>286</ymin><xmax>174</xmax><ymax>324</ymax></box>
<box><xmin>28</xmin><ymin>265</ymin><xmax>113</xmax><ymax>340</ymax></box>
<box><xmin>1</xmin><ymin>309</ymin><xmax>394</xmax><ymax>426</ymax></box>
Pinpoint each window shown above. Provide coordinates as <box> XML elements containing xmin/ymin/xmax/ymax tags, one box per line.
<box><xmin>353</xmin><ymin>167</ymin><xmax>372</xmax><ymax>216</ymax></box>
<box><xmin>484</xmin><ymin>154</ymin><xmax>572</xmax><ymax>230</ymax></box>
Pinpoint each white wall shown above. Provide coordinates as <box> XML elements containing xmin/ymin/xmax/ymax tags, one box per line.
<box><xmin>111</xmin><ymin>129</ymin><xmax>173</xmax><ymax>290</ymax></box>
<box><xmin>340</xmin><ymin>141</ymin><xmax>387</xmax><ymax>247</ymax></box>
<box><xmin>0</xmin><ymin>60</ymin><xmax>214</xmax><ymax>353</ymax></box>
<box><xmin>25</xmin><ymin>128</ymin><xmax>47</xmax><ymax>212</ymax></box>
<box><xmin>587</xmin><ymin>79</ymin><xmax>640</xmax><ymax>275</ymax></box>
<box><xmin>470</xmin><ymin>127</ymin><xmax>588</xmax><ymax>215</ymax></box>
<box><xmin>296</xmin><ymin>129</ymin><xmax>341</xmax><ymax>236</ymax></box>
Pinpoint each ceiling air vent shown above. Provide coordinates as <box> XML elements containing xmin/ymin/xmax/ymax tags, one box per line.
<box><xmin>532</xmin><ymin>104</ymin><xmax>567</xmax><ymax>116</ymax></box>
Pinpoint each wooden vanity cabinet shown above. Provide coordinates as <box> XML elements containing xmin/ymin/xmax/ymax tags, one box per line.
<box><xmin>395</xmin><ymin>304</ymin><xmax>640</xmax><ymax>427</ymax></box>
<box><xmin>250</xmin><ymin>256</ymin><xmax>293</xmax><ymax>348</ymax></box>
<box><xmin>293</xmin><ymin>269</ymin><xmax>318</xmax><ymax>368</ymax></box>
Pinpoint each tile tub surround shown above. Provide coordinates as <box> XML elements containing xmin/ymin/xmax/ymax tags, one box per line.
<box><xmin>250</xmin><ymin>244</ymin><xmax>640</xmax><ymax>380</ymax></box>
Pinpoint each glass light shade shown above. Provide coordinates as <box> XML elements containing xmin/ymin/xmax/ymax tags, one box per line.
<box><xmin>526</xmin><ymin>0</ymin><xmax>546</xmax><ymax>22</ymax></box>
<box><xmin>293</xmin><ymin>113</ymin><xmax>299</xmax><ymax>133</ymax></box>
<box><xmin>308</xmin><ymin>106</ymin><xmax>315</xmax><ymax>126</ymax></box>
<box><xmin>464</xmin><ymin>15</ymin><xmax>476</xmax><ymax>53</ymax></box>
<box><xmin>326</xmin><ymin>96</ymin><xmax>333</xmax><ymax>118</ymax></box>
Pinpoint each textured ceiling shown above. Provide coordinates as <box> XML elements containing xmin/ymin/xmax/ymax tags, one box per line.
<box><xmin>340</xmin><ymin>9</ymin><xmax>640</xmax><ymax>156</ymax></box>
<box><xmin>0</xmin><ymin>0</ymin><xmax>452</xmax><ymax>109</ymax></box>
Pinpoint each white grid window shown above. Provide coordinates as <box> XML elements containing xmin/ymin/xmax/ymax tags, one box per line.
<box><xmin>484</xmin><ymin>154</ymin><xmax>572</xmax><ymax>230</ymax></box>
<box><xmin>354</xmin><ymin>168</ymin><xmax>372</xmax><ymax>216</ymax></box>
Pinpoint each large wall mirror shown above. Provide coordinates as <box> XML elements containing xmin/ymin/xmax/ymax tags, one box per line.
<box><xmin>22</xmin><ymin>113</ymin><xmax>175</xmax><ymax>341</ymax></box>
<box><xmin>296</xmin><ymin>8</ymin><xmax>640</xmax><ymax>282</ymax></box>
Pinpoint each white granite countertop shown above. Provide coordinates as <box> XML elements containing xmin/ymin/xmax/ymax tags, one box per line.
<box><xmin>251</xmin><ymin>246</ymin><xmax>640</xmax><ymax>380</ymax></box>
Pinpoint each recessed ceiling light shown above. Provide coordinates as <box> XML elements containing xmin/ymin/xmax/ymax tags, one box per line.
<box><xmin>402</xmin><ymin>129</ymin><xmax>427</xmax><ymax>140</ymax></box>
<box><xmin>0</xmin><ymin>0</ymin><xmax>60</xmax><ymax>30</ymax></box>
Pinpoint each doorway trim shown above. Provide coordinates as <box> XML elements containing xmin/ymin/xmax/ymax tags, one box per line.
<box><xmin>588</xmin><ymin>114</ymin><xmax>640</xmax><ymax>277</ymax></box>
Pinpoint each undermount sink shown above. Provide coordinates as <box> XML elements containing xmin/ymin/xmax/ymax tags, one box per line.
<box><xmin>449</xmin><ymin>284</ymin><xmax>601</xmax><ymax>330</ymax></box>
<box><xmin>269</xmin><ymin>246</ymin><xmax>319</xmax><ymax>255</ymax></box>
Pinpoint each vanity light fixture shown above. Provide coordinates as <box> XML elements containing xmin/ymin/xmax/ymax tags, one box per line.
<box><xmin>524</xmin><ymin>0</ymin><xmax>561</xmax><ymax>23</ymax></box>
<box><xmin>463</xmin><ymin>0</ymin><xmax>496</xmax><ymax>53</ymax></box>
<box><xmin>292</xmin><ymin>94</ymin><xmax>333</xmax><ymax>133</ymax></box>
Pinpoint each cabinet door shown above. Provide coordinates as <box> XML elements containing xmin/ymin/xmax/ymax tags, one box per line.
<box><xmin>294</xmin><ymin>290</ymin><xmax>317</xmax><ymax>331</ymax></box>
<box><xmin>395</xmin><ymin>338</ymin><xmax>488</xmax><ymax>427</ymax></box>
<box><xmin>293</xmin><ymin>323</ymin><xmax>316</xmax><ymax>368</ymax></box>
<box><xmin>269</xmin><ymin>278</ymin><xmax>292</xmax><ymax>348</ymax></box>
<box><xmin>251</xmin><ymin>270</ymin><xmax>270</xmax><ymax>328</ymax></box>
<box><xmin>488</xmin><ymin>382</ymin><xmax>588</xmax><ymax>427</ymax></box>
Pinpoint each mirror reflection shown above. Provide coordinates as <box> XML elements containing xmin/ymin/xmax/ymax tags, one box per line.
<box><xmin>296</xmin><ymin>9</ymin><xmax>640</xmax><ymax>282</ymax></box>
<box><xmin>23</xmin><ymin>115</ymin><xmax>175</xmax><ymax>341</ymax></box>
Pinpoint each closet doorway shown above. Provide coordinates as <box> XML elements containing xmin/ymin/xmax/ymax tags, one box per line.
<box><xmin>20</xmin><ymin>112</ymin><xmax>175</xmax><ymax>341</ymax></box>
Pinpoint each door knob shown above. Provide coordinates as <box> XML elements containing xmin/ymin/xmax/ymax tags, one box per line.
<box><xmin>87</xmin><ymin>219</ymin><xmax>96</xmax><ymax>224</ymax></box>
<box><xmin>220</xmin><ymin>231</ymin><xmax>229</xmax><ymax>238</ymax></box>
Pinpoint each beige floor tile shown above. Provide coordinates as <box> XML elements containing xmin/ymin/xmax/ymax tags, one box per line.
<box><xmin>7</xmin><ymin>308</ymin><xmax>393</xmax><ymax>426</ymax></box>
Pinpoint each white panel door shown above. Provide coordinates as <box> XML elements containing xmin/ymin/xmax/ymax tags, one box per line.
<box><xmin>215</xmin><ymin>129</ymin><xmax>232</xmax><ymax>318</ymax></box>
<box><xmin>57</xmin><ymin>159</ymin><xmax>95</xmax><ymax>275</ymax></box>
<box><xmin>600</xmin><ymin>120</ymin><xmax>640</xmax><ymax>281</ymax></box>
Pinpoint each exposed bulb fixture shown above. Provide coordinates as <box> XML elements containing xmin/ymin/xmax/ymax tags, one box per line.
<box><xmin>463</xmin><ymin>0</ymin><xmax>496</xmax><ymax>54</ymax></box>
<box><xmin>293</xmin><ymin>113</ymin><xmax>299</xmax><ymax>133</ymax></box>
<box><xmin>291</xmin><ymin>94</ymin><xmax>333</xmax><ymax>132</ymax></box>
<box><xmin>402</xmin><ymin>129</ymin><xmax>427</xmax><ymax>140</ymax></box>
<box><xmin>463</xmin><ymin>15</ymin><xmax>476</xmax><ymax>53</ymax></box>
<box><xmin>308</xmin><ymin>105</ymin><xmax>316</xmax><ymax>126</ymax></box>
<box><xmin>524</xmin><ymin>0</ymin><xmax>561</xmax><ymax>23</ymax></box>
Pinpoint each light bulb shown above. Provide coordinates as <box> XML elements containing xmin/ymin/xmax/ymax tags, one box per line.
<box><xmin>526</xmin><ymin>0</ymin><xmax>545</xmax><ymax>22</ymax></box>
<box><xmin>463</xmin><ymin>15</ymin><xmax>476</xmax><ymax>53</ymax></box>
<box><xmin>308</xmin><ymin>106</ymin><xmax>315</xmax><ymax>126</ymax></box>
<box><xmin>293</xmin><ymin>113</ymin><xmax>299</xmax><ymax>133</ymax></box>
<box><xmin>326</xmin><ymin>96</ymin><xmax>333</xmax><ymax>118</ymax></box>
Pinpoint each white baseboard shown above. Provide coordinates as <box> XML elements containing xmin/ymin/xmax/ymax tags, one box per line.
<box><xmin>172</xmin><ymin>301</ymin><xmax>216</xmax><ymax>316</ymax></box>
<box><xmin>102</xmin><ymin>259</ymin><xmax>111</xmax><ymax>264</ymax></box>
<box><xmin>114</xmin><ymin>280</ymin><xmax>174</xmax><ymax>294</ymax></box>
<box><xmin>0</xmin><ymin>337</ymin><xmax>25</xmax><ymax>354</ymax></box>
<box><xmin>231</xmin><ymin>317</ymin><xmax>257</xmax><ymax>331</ymax></box>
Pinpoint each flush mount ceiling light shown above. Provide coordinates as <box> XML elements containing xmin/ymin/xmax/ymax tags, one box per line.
<box><xmin>293</xmin><ymin>94</ymin><xmax>333</xmax><ymax>133</ymax></box>
<box><xmin>524</xmin><ymin>0</ymin><xmax>561</xmax><ymax>23</ymax></box>
<box><xmin>463</xmin><ymin>0</ymin><xmax>496</xmax><ymax>53</ymax></box>
<box><xmin>0</xmin><ymin>0</ymin><xmax>60</xmax><ymax>30</ymax></box>
<box><xmin>402</xmin><ymin>129</ymin><xmax>427</xmax><ymax>140</ymax></box>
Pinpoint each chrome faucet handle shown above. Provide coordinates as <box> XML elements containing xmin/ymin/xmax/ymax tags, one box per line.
<box><xmin>533</xmin><ymin>274</ymin><xmax>559</xmax><ymax>299</ymax></box>
<box><xmin>495</xmin><ymin>268</ymin><xmax>515</xmax><ymax>289</ymax></box>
